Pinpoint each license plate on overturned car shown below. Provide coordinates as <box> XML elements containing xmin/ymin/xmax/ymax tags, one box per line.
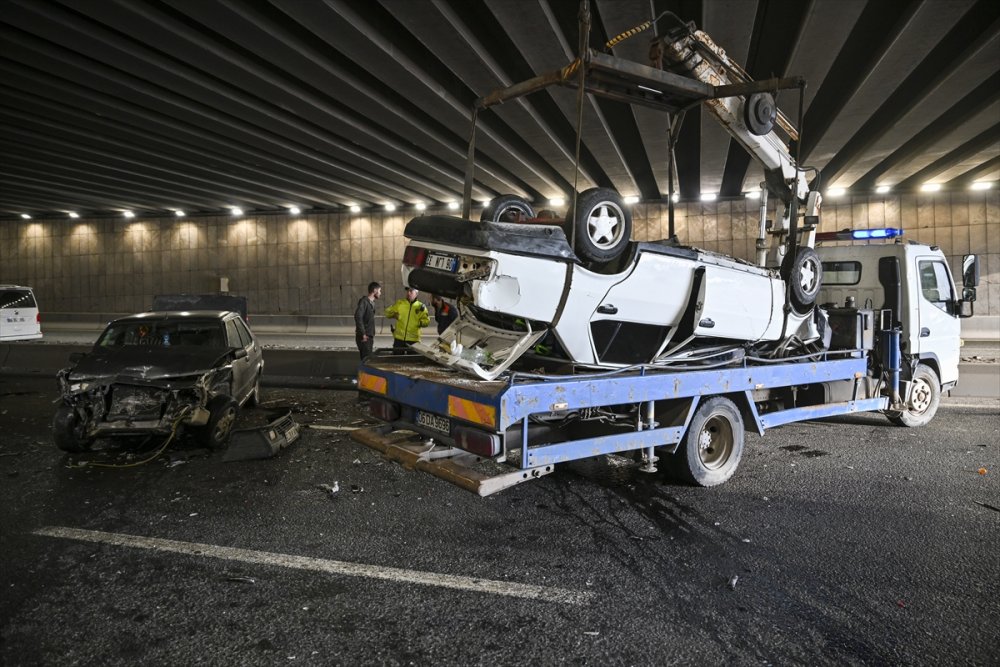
<box><xmin>426</xmin><ymin>252</ymin><xmax>457</xmax><ymax>272</ymax></box>
<box><xmin>416</xmin><ymin>410</ymin><xmax>450</xmax><ymax>434</ymax></box>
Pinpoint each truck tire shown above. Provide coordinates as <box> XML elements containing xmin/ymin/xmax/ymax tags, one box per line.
<box><xmin>786</xmin><ymin>247</ymin><xmax>822</xmax><ymax>313</ymax></box>
<box><xmin>569</xmin><ymin>188</ymin><xmax>632</xmax><ymax>264</ymax></box>
<box><xmin>480</xmin><ymin>195</ymin><xmax>534</xmax><ymax>223</ymax></box>
<box><xmin>670</xmin><ymin>397</ymin><xmax>744</xmax><ymax>487</ymax></box>
<box><xmin>52</xmin><ymin>404</ymin><xmax>93</xmax><ymax>453</ymax></box>
<box><xmin>885</xmin><ymin>364</ymin><xmax>940</xmax><ymax>427</ymax></box>
<box><xmin>195</xmin><ymin>396</ymin><xmax>239</xmax><ymax>449</ymax></box>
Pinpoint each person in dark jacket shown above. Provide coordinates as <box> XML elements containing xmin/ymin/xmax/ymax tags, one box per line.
<box><xmin>430</xmin><ymin>295</ymin><xmax>457</xmax><ymax>334</ymax></box>
<box><xmin>354</xmin><ymin>281</ymin><xmax>381</xmax><ymax>359</ymax></box>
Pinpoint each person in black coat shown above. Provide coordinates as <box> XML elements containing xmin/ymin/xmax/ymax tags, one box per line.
<box><xmin>354</xmin><ymin>281</ymin><xmax>382</xmax><ymax>359</ymax></box>
<box><xmin>430</xmin><ymin>294</ymin><xmax>458</xmax><ymax>334</ymax></box>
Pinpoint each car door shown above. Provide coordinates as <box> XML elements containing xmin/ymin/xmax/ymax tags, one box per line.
<box><xmin>233</xmin><ymin>317</ymin><xmax>261</xmax><ymax>395</ymax></box>
<box><xmin>224</xmin><ymin>317</ymin><xmax>252</xmax><ymax>400</ymax></box>
<box><xmin>915</xmin><ymin>256</ymin><xmax>960</xmax><ymax>385</ymax></box>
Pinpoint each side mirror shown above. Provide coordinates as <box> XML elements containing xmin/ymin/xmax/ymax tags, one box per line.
<box><xmin>958</xmin><ymin>299</ymin><xmax>974</xmax><ymax>318</ymax></box>
<box><xmin>68</xmin><ymin>352</ymin><xmax>85</xmax><ymax>364</ymax></box>
<box><xmin>962</xmin><ymin>254</ymin><xmax>980</xmax><ymax>288</ymax></box>
<box><xmin>232</xmin><ymin>347</ymin><xmax>248</xmax><ymax>360</ymax></box>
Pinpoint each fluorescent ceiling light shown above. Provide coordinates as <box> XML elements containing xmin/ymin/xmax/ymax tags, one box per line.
<box><xmin>970</xmin><ymin>181</ymin><xmax>993</xmax><ymax>191</ymax></box>
<box><xmin>875</xmin><ymin>185</ymin><xmax>891</xmax><ymax>194</ymax></box>
<box><xmin>289</xmin><ymin>206</ymin><xmax>301</xmax><ymax>215</ymax></box>
<box><xmin>123</xmin><ymin>211</ymin><xmax>135</xmax><ymax>218</ymax></box>
<box><xmin>384</xmin><ymin>203</ymin><xmax>396</xmax><ymax>212</ymax></box>
<box><xmin>415</xmin><ymin>202</ymin><xmax>426</xmax><ymax>211</ymax></box>
<box><xmin>20</xmin><ymin>213</ymin><xmax>31</xmax><ymax>219</ymax></box>
<box><xmin>349</xmin><ymin>204</ymin><xmax>361</xmax><ymax>213</ymax></box>
<box><xmin>671</xmin><ymin>194</ymin><xmax>680</xmax><ymax>203</ymax></box>
<box><xmin>920</xmin><ymin>183</ymin><xmax>942</xmax><ymax>192</ymax></box>
<box><xmin>827</xmin><ymin>188</ymin><xmax>846</xmax><ymax>197</ymax></box>
<box><xmin>68</xmin><ymin>211</ymin><xmax>79</xmax><ymax>218</ymax></box>
<box><xmin>745</xmin><ymin>190</ymin><xmax>761</xmax><ymax>199</ymax></box>
<box><xmin>623</xmin><ymin>195</ymin><xmax>639</xmax><ymax>204</ymax></box>
<box><xmin>447</xmin><ymin>201</ymin><xmax>459</xmax><ymax>210</ymax></box>
<box><xmin>548</xmin><ymin>197</ymin><xmax>565</xmax><ymax>207</ymax></box>
<box><xmin>230</xmin><ymin>207</ymin><xmax>243</xmax><ymax>216</ymax></box>
<box><xmin>700</xmin><ymin>193</ymin><xmax>717</xmax><ymax>202</ymax></box>
<box><xmin>175</xmin><ymin>210</ymin><xmax>185</xmax><ymax>217</ymax></box>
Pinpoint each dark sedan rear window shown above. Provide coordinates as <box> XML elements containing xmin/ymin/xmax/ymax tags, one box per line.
<box><xmin>97</xmin><ymin>320</ymin><xmax>226</xmax><ymax>348</ymax></box>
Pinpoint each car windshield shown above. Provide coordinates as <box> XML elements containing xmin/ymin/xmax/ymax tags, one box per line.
<box><xmin>97</xmin><ymin>320</ymin><xmax>226</xmax><ymax>348</ymax></box>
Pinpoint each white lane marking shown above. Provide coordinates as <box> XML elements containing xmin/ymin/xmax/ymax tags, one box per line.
<box><xmin>33</xmin><ymin>526</ymin><xmax>591</xmax><ymax>605</ymax></box>
<box><xmin>309</xmin><ymin>425</ymin><xmax>359</xmax><ymax>431</ymax></box>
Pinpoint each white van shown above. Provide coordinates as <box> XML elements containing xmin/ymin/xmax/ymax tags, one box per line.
<box><xmin>0</xmin><ymin>285</ymin><xmax>43</xmax><ymax>341</ymax></box>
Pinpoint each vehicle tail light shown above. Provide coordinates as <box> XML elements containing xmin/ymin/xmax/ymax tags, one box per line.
<box><xmin>369</xmin><ymin>397</ymin><xmax>400</xmax><ymax>422</ymax></box>
<box><xmin>403</xmin><ymin>245</ymin><xmax>427</xmax><ymax>267</ymax></box>
<box><xmin>453</xmin><ymin>425</ymin><xmax>500</xmax><ymax>457</ymax></box>
<box><xmin>37</xmin><ymin>312</ymin><xmax>41</xmax><ymax>324</ymax></box>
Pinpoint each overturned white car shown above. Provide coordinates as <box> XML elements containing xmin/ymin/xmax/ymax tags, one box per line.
<box><xmin>401</xmin><ymin>189</ymin><xmax>824</xmax><ymax>380</ymax></box>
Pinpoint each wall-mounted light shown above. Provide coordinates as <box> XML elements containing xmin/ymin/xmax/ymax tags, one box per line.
<box><xmin>415</xmin><ymin>202</ymin><xmax>427</xmax><ymax>211</ymax></box>
<box><xmin>384</xmin><ymin>203</ymin><xmax>396</xmax><ymax>212</ymax></box>
<box><xmin>744</xmin><ymin>190</ymin><xmax>761</xmax><ymax>199</ymax></box>
<box><xmin>230</xmin><ymin>206</ymin><xmax>244</xmax><ymax>216</ymax></box>
<box><xmin>623</xmin><ymin>195</ymin><xmax>640</xmax><ymax>205</ymax></box>
<box><xmin>349</xmin><ymin>204</ymin><xmax>361</xmax><ymax>213</ymax></box>
<box><xmin>548</xmin><ymin>197</ymin><xmax>565</xmax><ymax>207</ymax></box>
<box><xmin>289</xmin><ymin>206</ymin><xmax>301</xmax><ymax>215</ymax></box>
<box><xmin>123</xmin><ymin>211</ymin><xmax>135</xmax><ymax>218</ymax></box>
<box><xmin>20</xmin><ymin>213</ymin><xmax>31</xmax><ymax>219</ymax></box>
<box><xmin>447</xmin><ymin>201</ymin><xmax>459</xmax><ymax>210</ymax></box>
<box><xmin>175</xmin><ymin>210</ymin><xmax>185</xmax><ymax>217</ymax></box>
<box><xmin>700</xmin><ymin>193</ymin><xmax>717</xmax><ymax>202</ymax></box>
<box><xmin>970</xmin><ymin>181</ymin><xmax>993</xmax><ymax>191</ymax></box>
<box><xmin>68</xmin><ymin>211</ymin><xmax>79</xmax><ymax>218</ymax></box>
<box><xmin>827</xmin><ymin>188</ymin><xmax>846</xmax><ymax>197</ymax></box>
<box><xmin>920</xmin><ymin>183</ymin><xmax>941</xmax><ymax>193</ymax></box>
<box><xmin>875</xmin><ymin>185</ymin><xmax>891</xmax><ymax>194</ymax></box>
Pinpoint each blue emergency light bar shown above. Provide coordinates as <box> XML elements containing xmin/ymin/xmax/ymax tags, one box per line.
<box><xmin>816</xmin><ymin>228</ymin><xmax>903</xmax><ymax>242</ymax></box>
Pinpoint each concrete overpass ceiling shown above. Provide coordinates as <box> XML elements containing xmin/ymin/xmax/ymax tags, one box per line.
<box><xmin>2</xmin><ymin>0</ymin><xmax>998</xmax><ymax>219</ymax></box>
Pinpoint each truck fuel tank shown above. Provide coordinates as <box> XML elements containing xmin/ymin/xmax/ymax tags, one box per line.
<box><xmin>826</xmin><ymin>306</ymin><xmax>875</xmax><ymax>356</ymax></box>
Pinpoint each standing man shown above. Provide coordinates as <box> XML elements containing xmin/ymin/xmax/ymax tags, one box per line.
<box><xmin>430</xmin><ymin>295</ymin><xmax>457</xmax><ymax>334</ymax></box>
<box><xmin>385</xmin><ymin>286</ymin><xmax>430</xmax><ymax>354</ymax></box>
<box><xmin>354</xmin><ymin>281</ymin><xmax>381</xmax><ymax>360</ymax></box>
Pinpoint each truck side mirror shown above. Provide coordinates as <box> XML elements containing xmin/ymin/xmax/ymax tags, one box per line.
<box><xmin>962</xmin><ymin>254</ymin><xmax>980</xmax><ymax>287</ymax></box>
<box><xmin>958</xmin><ymin>298</ymin><xmax>974</xmax><ymax>318</ymax></box>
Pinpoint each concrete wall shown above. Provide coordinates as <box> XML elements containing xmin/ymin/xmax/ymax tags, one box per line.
<box><xmin>2</xmin><ymin>191</ymin><xmax>997</xmax><ymax>330</ymax></box>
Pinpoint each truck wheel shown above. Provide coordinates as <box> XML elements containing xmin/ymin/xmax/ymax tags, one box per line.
<box><xmin>480</xmin><ymin>195</ymin><xmax>534</xmax><ymax>223</ymax></box>
<box><xmin>885</xmin><ymin>365</ymin><xmax>940</xmax><ymax>427</ymax></box>
<box><xmin>52</xmin><ymin>404</ymin><xmax>93</xmax><ymax>453</ymax></box>
<box><xmin>195</xmin><ymin>397</ymin><xmax>239</xmax><ymax>449</ymax></box>
<box><xmin>569</xmin><ymin>188</ymin><xmax>632</xmax><ymax>264</ymax></box>
<box><xmin>671</xmin><ymin>397</ymin><xmax>744</xmax><ymax>487</ymax></box>
<box><xmin>786</xmin><ymin>247</ymin><xmax>822</xmax><ymax>313</ymax></box>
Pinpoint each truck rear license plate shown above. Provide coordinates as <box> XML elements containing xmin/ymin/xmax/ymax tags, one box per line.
<box><xmin>416</xmin><ymin>410</ymin><xmax>450</xmax><ymax>434</ymax></box>
<box><xmin>426</xmin><ymin>252</ymin><xmax>457</xmax><ymax>272</ymax></box>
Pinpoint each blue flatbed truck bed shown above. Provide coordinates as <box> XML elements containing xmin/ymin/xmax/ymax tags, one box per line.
<box><xmin>351</xmin><ymin>350</ymin><xmax>893</xmax><ymax>496</ymax></box>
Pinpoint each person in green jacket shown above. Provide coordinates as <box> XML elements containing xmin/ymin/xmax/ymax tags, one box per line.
<box><xmin>385</xmin><ymin>286</ymin><xmax>430</xmax><ymax>354</ymax></box>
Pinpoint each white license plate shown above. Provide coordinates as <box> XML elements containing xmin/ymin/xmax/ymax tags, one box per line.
<box><xmin>426</xmin><ymin>252</ymin><xmax>457</xmax><ymax>272</ymax></box>
<box><xmin>416</xmin><ymin>410</ymin><xmax>450</xmax><ymax>434</ymax></box>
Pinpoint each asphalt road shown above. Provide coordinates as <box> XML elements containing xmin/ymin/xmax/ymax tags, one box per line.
<box><xmin>1</xmin><ymin>376</ymin><xmax>998</xmax><ymax>666</ymax></box>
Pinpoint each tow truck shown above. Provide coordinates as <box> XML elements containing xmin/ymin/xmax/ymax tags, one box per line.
<box><xmin>350</xmin><ymin>7</ymin><xmax>981</xmax><ymax>495</ymax></box>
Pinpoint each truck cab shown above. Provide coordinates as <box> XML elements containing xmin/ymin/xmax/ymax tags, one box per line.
<box><xmin>816</xmin><ymin>234</ymin><xmax>979</xmax><ymax>425</ymax></box>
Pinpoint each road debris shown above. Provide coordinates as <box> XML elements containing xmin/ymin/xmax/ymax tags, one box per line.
<box><xmin>978</xmin><ymin>467</ymin><xmax>988</xmax><ymax>475</ymax></box>
<box><xmin>974</xmin><ymin>501</ymin><xmax>1000</xmax><ymax>513</ymax></box>
<box><xmin>728</xmin><ymin>575</ymin><xmax>739</xmax><ymax>590</ymax></box>
<box><xmin>583</xmin><ymin>631</ymin><xmax>599</xmax><ymax>636</ymax></box>
<box><xmin>351</xmin><ymin>484</ymin><xmax>364</xmax><ymax>494</ymax></box>
<box><xmin>317</xmin><ymin>482</ymin><xmax>340</xmax><ymax>497</ymax></box>
<box><xmin>226</xmin><ymin>576</ymin><xmax>256</xmax><ymax>584</ymax></box>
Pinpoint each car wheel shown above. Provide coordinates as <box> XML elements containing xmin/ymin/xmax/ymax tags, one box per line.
<box><xmin>670</xmin><ymin>397</ymin><xmax>745</xmax><ymax>487</ymax></box>
<box><xmin>480</xmin><ymin>194</ymin><xmax>535</xmax><ymax>223</ymax></box>
<box><xmin>196</xmin><ymin>396</ymin><xmax>239</xmax><ymax>449</ymax></box>
<box><xmin>52</xmin><ymin>404</ymin><xmax>93</xmax><ymax>453</ymax></box>
<box><xmin>569</xmin><ymin>187</ymin><xmax>632</xmax><ymax>264</ymax></box>
<box><xmin>785</xmin><ymin>247</ymin><xmax>823</xmax><ymax>313</ymax></box>
<box><xmin>885</xmin><ymin>365</ymin><xmax>940</xmax><ymax>427</ymax></box>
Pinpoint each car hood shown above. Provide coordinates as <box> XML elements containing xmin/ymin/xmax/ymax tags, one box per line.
<box><xmin>69</xmin><ymin>346</ymin><xmax>232</xmax><ymax>381</ymax></box>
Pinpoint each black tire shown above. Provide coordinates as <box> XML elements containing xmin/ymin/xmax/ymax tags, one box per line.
<box><xmin>786</xmin><ymin>247</ymin><xmax>822</xmax><ymax>313</ymax></box>
<box><xmin>52</xmin><ymin>404</ymin><xmax>92</xmax><ymax>453</ymax></box>
<box><xmin>569</xmin><ymin>187</ymin><xmax>632</xmax><ymax>264</ymax></box>
<box><xmin>245</xmin><ymin>372</ymin><xmax>262</xmax><ymax>408</ymax></box>
<box><xmin>480</xmin><ymin>195</ymin><xmax>534</xmax><ymax>223</ymax></box>
<box><xmin>195</xmin><ymin>397</ymin><xmax>239</xmax><ymax>449</ymax></box>
<box><xmin>885</xmin><ymin>364</ymin><xmax>940</xmax><ymax>427</ymax></box>
<box><xmin>670</xmin><ymin>397</ymin><xmax>744</xmax><ymax>487</ymax></box>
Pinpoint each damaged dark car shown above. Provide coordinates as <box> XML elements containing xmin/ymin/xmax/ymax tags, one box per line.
<box><xmin>53</xmin><ymin>310</ymin><xmax>264</xmax><ymax>452</ymax></box>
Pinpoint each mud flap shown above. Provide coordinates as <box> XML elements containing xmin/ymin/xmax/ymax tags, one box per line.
<box><xmin>223</xmin><ymin>410</ymin><xmax>300</xmax><ymax>461</ymax></box>
<box><xmin>350</xmin><ymin>425</ymin><xmax>554</xmax><ymax>496</ymax></box>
